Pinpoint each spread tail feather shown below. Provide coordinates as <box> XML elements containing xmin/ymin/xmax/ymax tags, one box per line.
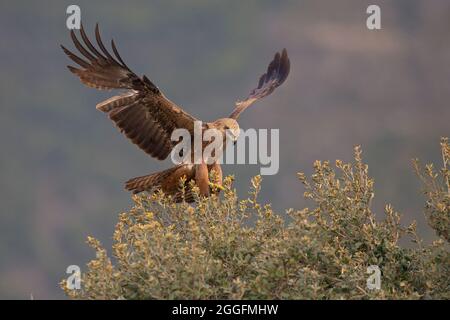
<box><xmin>124</xmin><ymin>165</ymin><xmax>196</xmax><ymax>203</ymax></box>
<box><xmin>125</xmin><ymin>168</ymin><xmax>172</xmax><ymax>194</ymax></box>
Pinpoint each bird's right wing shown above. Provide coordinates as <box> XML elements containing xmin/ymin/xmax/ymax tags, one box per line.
<box><xmin>61</xmin><ymin>24</ymin><xmax>197</xmax><ymax>160</ymax></box>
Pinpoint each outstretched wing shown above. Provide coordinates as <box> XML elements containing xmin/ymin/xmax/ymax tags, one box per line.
<box><xmin>230</xmin><ymin>48</ymin><xmax>290</xmax><ymax>120</ymax></box>
<box><xmin>61</xmin><ymin>24</ymin><xmax>197</xmax><ymax>160</ymax></box>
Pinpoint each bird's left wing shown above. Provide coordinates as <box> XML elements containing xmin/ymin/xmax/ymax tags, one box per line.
<box><xmin>230</xmin><ymin>49</ymin><xmax>290</xmax><ymax>120</ymax></box>
<box><xmin>61</xmin><ymin>24</ymin><xmax>197</xmax><ymax>160</ymax></box>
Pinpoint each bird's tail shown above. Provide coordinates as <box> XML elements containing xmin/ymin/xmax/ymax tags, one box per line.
<box><xmin>124</xmin><ymin>165</ymin><xmax>191</xmax><ymax>195</ymax></box>
<box><xmin>125</xmin><ymin>168</ymin><xmax>171</xmax><ymax>194</ymax></box>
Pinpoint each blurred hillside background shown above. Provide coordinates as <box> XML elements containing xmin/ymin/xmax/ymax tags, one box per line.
<box><xmin>0</xmin><ymin>0</ymin><xmax>449</xmax><ymax>299</ymax></box>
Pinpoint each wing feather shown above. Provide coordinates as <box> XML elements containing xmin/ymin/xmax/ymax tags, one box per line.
<box><xmin>230</xmin><ymin>48</ymin><xmax>290</xmax><ymax>120</ymax></box>
<box><xmin>79</xmin><ymin>24</ymin><xmax>106</xmax><ymax>61</ymax></box>
<box><xmin>62</xmin><ymin>23</ymin><xmax>198</xmax><ymax>160</ymax></box>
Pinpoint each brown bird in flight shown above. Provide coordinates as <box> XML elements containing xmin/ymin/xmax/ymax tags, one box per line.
<box><xmin>62</xmin><ymin>24</ymin><xmax>290</xmax><ymax>202</ymax></box>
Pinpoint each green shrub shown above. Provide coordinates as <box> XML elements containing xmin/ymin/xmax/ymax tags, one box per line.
<box><xmin>62</xmin><ymin>139</ymin><xmax>449</xmax><ymax>299</ymax></box>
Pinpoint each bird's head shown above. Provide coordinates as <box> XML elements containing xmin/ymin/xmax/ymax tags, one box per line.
<box><xmin>212</xmin><ymin>118</ymin><xmax>240</xmax><ymax>144</ymax></box>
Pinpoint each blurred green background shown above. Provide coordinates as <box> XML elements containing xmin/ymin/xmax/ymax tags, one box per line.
<box><xmin>0</xmin><ymin>0</ymin><xmax>449</xmax><ymax>299</ymax></box>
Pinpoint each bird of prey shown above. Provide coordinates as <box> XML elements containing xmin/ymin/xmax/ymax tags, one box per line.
<box><xmin>62</xmin><ymin>24</ymin><xmax>290</xmax><ymax>202</ymax></box>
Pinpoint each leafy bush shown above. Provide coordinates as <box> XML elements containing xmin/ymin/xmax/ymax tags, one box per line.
<box><xmin>62</xmin><ymin>139</ymin><xmax>449</xmax><ymax>299</ymax></box>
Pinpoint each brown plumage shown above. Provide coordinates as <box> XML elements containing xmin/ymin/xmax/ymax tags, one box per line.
<box><xmin>229</xmin><ymin>48</ymin><xmax>290</xmax><ymax>120</ymax></box>
<box><xmin>62</xmin><ymin>23</ymin><xmax>290</xmax><ymax>202</ymax></box>
<box><xmin>125</xmin><ymin>163</ymin><xmax>222</xmax><ymax>202</ymax></box>
<box><xmin>125</xmin><ymin>164</ymin><xmax>197</xmax><ymax>202</ymax></box>
<box><xmin>61</xmin><ymin>24</ymin><xmax>196</xmax><ymax>161</ymax></box>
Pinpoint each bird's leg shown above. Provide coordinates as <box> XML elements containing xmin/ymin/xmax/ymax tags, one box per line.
<box><xmin>208</xmin><ymin>162</ymin><xmax>224</xmax><ymax>192</ymax></box>
<box><xmin>195</xmin><ymin>161</ymin><xmax>210</xmax><ymax>197</ymax></box>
